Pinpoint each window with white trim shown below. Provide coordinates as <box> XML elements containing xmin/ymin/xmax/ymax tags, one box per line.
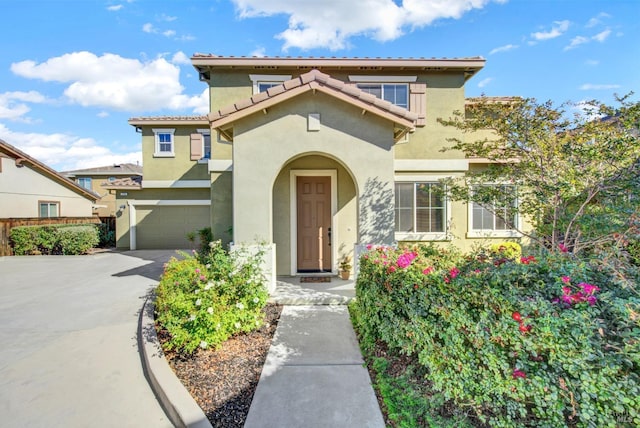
<box><xmin>153</xmin><ymin>128</ymin><xmax>175</xmax><ymax>157</ymax></box>
<box><xmin>470</xmin><ymin>185</ymin><xmax>519</xmax><ymax>235</ymax></box>
<box><xmin>39</xmin><ymin>201</ymin><xmax>59</xmax><ymax>218</ymax></box>
<box><xmin>358</xmin><ymin>83</ymin><xmax>408</xmax><ymax>109</ymax></box>
<box><xmin>395</xmin><ymin>182</ymin><xmax>446</xmax><ymax>234</ymax></box>
<box><xmin>249</xmin><ymin>74</ymin><xmax>291</xmax><ymax>94</ymax></box>
<box><xmin>77</xmin><ymin>177</ymin><xmax>92</xmax><ymax>190</ymax></box>
<box><xmin>198</xmin><ymin>129</ymin><xmax>211</xmax><ymax>160</ymax></box>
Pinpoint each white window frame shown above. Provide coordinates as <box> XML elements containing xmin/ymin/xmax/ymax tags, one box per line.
<box><xmin>249</xmin><ymin>74</ymin><xmax>291</xmax><ymax>94</ymax></box>
<box><xmin>394</xmin><ymin>176</ymin><xmax>451</xmax><ymax>242</ymax></box>
<box><xmin>77</xmin><ymin>177</ymin><xmax>92</xmax><ymax>190</ymax></box>
<box><xmin>153</xmin><ymin>128</ymin><xmax>175</xmax><ymax>157</ymax></box>
<box><xmin>467</xmin><ymin>184</ymin><xmax>522</xmax><ymax>238</ymax></box>
<box><xmin>196</xmin><ymin>128</ymin><xmax>212</xmax><ymax>163</ymax></box>
<box><xmin>349</xmin><ymin>75</ymin><xmax>416</xmax><ymax>110</ymax></box>
<box><xmin>39</xmin><ymin>201</ymin><xmax>60</xmax><ymax>218</ymax></box>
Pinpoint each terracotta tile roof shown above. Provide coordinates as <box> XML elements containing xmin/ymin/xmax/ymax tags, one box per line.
<box><xmin>128</xmin><ymin>115</ymin><xmax>208</xmax><ymax>126</ymax></box>
<box><xmin>61</xmin><ymin>163</ymin><xmax>143</xmax><ymax>177</ymax></box>
<box><xmin>102</xmin><ymin>176</ymin><xmax>142</xmax><ymax>189</ymax></box>
<box><xmin>209</xmin><ymin>69</ymin><xmax>418</xmax><ymax>128</ymax></box>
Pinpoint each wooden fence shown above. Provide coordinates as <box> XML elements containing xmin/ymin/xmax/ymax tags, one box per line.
<box><xmin>0</xmin><ymin>217</ymin><xmax>101</xmax><ymax>257</ymax></box>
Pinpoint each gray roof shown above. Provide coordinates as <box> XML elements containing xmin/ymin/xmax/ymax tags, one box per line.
<box><xmin>62</xmin><ymin>163</ymin><xmax>143</xmax><ymax>177</ymax></box>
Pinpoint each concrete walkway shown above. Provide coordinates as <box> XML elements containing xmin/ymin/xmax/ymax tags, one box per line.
<box><xmin>244</xmin><ymin>277</ymin><xmax>385</xmax><ymax>427</ymax></box>
<box><xmin>0</xmin><ymin>250</ymin><xmax>177</xmax><ymax>428</ymax></box>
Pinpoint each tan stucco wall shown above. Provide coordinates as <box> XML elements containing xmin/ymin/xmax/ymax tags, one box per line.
<box><xmin>0</xmin><ymin>159</ymin><xmax>93</xmax><ymax>218</ymax></box>
<box><xmin>230</xmin><ymin>92</ymin><xmax>396</xmax><ymax>274</ymax></box>
<box><xmin>141</xmin><ymin>128</ymin><xmax>210</xmax><ymax>181</ymax></box>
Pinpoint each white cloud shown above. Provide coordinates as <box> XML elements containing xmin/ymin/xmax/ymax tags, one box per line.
<box><xmin>0</xmin><ymin>91</ymin><xmax>48</xmax><ymax>121</ymax></box>
<box><xmin>531</xmin><ymin>20</ymin><xmax>570</xmax><ymax>41</ymax></box>
<box><xmin>489</xmin><ymin>44</ymin><xmax>518</xmax><ymax>55</ymax></box>
<box><xmin>477</xmin><ymin>77</ymin><xmax>492</xmax><ymax>88</ymax></box>
<box><xmin>592</xmin><ymin>29</ymin><xmax>611</xmax><ymax>42</ymax></box>
<box><xmin>251</xmin><ymin>47</ymin><xmax>267</xmax><ymax>57</ymax></box>
<box><xmin>142</xmin><ymin>23</ymin><xmax>155</xmax><ymax>33</ymax></box>
<box><xmin>107</xmin><ymin>5</ymin><xmax>123</xmax><ymax>12</ymax></box>
<box><xmin>0</xmin><ymin>124</ymin><xmax>142</xmax><ymax>171</ymax></box>
<box><xmin>579</xmin><ymin>83</ymin><xmax>621</xmax><ymax>90</ymax></box>
<box><xmin>162</xmin><ymin>29</ymin><xmax>176</xmax><ymax>37</ymax></box>
<box><xmin>231</xmin><ymin>0</ymin><xmax>506</xmax><ymax>50</ymax></box>
<box><xmin>97</xmin><ymin>111</ymin><xmax>109</xmax><ymax>118</ymax></box>
<box><xmin>171</xmin><ymin>51</ymin><xmax>191</xmax><ymax>65</ymax></box>
<box><xmin>564</xmin><ymin>36</ymin><xmax>589</xmax><ymax>51</ymax></box>
<box><xmin>585</xmin><ymin>59</ymin><xmax>599</xmax><ymax>66</ymax></box>
<box><xmin>10</xmin><ymin>51</ymin><xmax>207</xmax><ymax>113</ymax></box>
<box><xmin>158</xmin><ymin>13</ymin><xmax>177</xmax><ymax>22</ymax></box>
<box><xmin>586</xmin><ymin>12</ymin><xmax>610</xmax><ymax>28</ymax></box>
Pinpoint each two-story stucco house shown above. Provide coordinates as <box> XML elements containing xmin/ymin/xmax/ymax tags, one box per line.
<box><xmin>117</xmin><ymin>55</ymin><xmax>523</xmax><ymax>287</ymax></box>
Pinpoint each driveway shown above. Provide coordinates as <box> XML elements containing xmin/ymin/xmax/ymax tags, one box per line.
<box><xmin>0</xmin><ymin>250</ymin><xmax>180</xmax><ymax>428</ymax></box>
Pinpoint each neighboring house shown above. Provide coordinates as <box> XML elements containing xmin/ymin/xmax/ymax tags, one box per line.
<box><xmin>62</xmin><ymin>163</ymin><xmax>143</xmax><ymax>217</ymax></box>
<box><xmin>0</xmin><ymin>139</ymin><xmax>98</xmax><ymax>218</ymax></box>
<box><xmin>116</xmin><ymin>55</ymin><xmax>525</xmax><ymax>284</ymax></box>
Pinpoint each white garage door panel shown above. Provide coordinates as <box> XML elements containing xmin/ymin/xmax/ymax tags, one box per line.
<box><xmin>136</xmin><ymin>206</ymin><xmax>210</xmax><ymax>249</ymax></box>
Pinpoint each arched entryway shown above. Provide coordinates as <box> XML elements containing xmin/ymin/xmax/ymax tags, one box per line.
<box><xmin>272</xmin><ymin>154</ymin><xmax>357</xmax><ymax>276</ymax></box>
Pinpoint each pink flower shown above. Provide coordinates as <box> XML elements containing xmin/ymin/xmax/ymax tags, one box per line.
<box><xmin>387</xmin><ymin>265</ymin><xmax>396</xmax><ymax>274</ymax></box>
<box><xmin>195</xmin><ymin>268</ymin><xmax>201</xmax><ymax>274</ymax></box>
<box><xmin>449</xmin><ymin>267</ymin><xmax>460</xmax><ymax>279</ymax></box>
<box><xmin>512</xmin><ymin>369</ymin><xmax>526</xmax><ymax>379</ymax></box>
<box><xmin>366</xmin><ymin>244</ymin><xmax>373</xmax><ymax>250</ymax></box>
<box><xmin>422</xmin><ymin>266</ymin><xmax>434</xmax><ymax>275</ymax></box>
<box><xmin>520</xmin><ymin>256</ymin><xmax>536</xmax><ymax>264</ymax></box>
<box><xmin>587</xmin><ymin>295</ymin><xmax>597</xmax><ymax>306</ymax></box>
<box><xmin>199</xmin><ymin>275</ymin><xmax>206</xmax><ymax>281</ymax></box>
<box><xmin>561</xmin><ymin>276</ymin><xmax>571</xmax><ymax>284</ymax></box>
<box><xmin>558</xmin><ymin>243</ymin><xmax>568</xmax><ymax>253</ymax></box>
<box><xmin>578</xmin><ymin>283</ymin><xmax>600</xmax><ymax>295</ymax></box>
<box><xmin>562</xmin><ymin>286</ymin><xmax>572</xmax><ymax>295</ymax></box>
<box><xmin>397</xmin><ymin>252</ymin><xmax>417</xmax><ymax>268</ymax></box>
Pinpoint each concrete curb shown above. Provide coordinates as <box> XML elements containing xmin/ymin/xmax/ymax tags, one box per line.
<box><xmin>138</xmin><ymin>297</ymin><xmax>213</xmax><ymax>428</ymax></box>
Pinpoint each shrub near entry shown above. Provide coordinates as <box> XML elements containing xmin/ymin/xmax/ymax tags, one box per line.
<box><xmin>354</xmin><ymin>244</ymin><xmax>640</xmax><ymax>427</ymax></box>
<box><xmin>155</xmin><ymin>241</ymin><xmax>268</xmax><ymax>354</ymax></box>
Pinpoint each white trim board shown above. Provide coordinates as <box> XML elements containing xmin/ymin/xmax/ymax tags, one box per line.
<box><xmin>394</xmin><ymin>159</ymin><xmax>469</xmax><ymax>172</ymax></box>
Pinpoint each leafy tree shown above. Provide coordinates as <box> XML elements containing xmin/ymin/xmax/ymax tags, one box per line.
<box><xmin>439</xmin><ymin>95</ymin><xmax>640</xmax><ymax>255</ymax></box>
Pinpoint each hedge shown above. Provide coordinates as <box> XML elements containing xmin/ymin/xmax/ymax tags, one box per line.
<box><xmin>353</xmin><ymin>244</ymin><xmax>640</xmax><ymax>427</ymax></box>
<box><xmin>10</xmin><ymin>224</ymin><xmax>99</xmax><ymax>255</ymax></box>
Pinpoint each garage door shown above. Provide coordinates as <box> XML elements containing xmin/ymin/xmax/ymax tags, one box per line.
<box><xmin>135</xmin><ymin>205</ymin><xmax>210</xmax><ymax>249</ymax></box>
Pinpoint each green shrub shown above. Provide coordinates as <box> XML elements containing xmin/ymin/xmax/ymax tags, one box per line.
<box><xmin>10</xmin><ymin>224</ymin><xmax>98</xmax><ymax>255</ymax></box>
<box><xmin>354</xmin><ymin>244</ymin><xmax>640</xmax><ymax>427</ymax></box>
<box><xmin>155</xmin><ymin>240</ymin><xmax>269</xmax><ymax>354</ymax></box>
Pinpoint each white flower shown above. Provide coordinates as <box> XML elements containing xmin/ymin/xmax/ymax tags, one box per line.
<box><xmin>253</xmin><ymin>297</ymin><xmax>260</xmax><ymax>304</ymax></box>
<box><xmin>216</xmin><ymin>323</ymin><xmax>221</xmax><ymax>330</ymax></box>
<box><xmin>194</xmin><ymin>289</ymin><xmax>200</xmax><ymax>294</ymax></box>
<box><xmin>205</xmin><ymin>264</ymin><xmax>211</xmax><ymax>269</ymax></box>
<box><xmin>204</xmin><ymin>282</ymin><xmax>213</xmax><ymax>290</ymax></box>
<box><xmin>256</xmin><ymin>320</ymin><xmax>261</xmax><ymax>326</ymax></box>
<box><xmin>199</xmin><ymin>341</ymin><xmax>208</xmax><ymax>349</ymax></box>
<box><xmin>236</xmin><ymin>302</ymin><xmax>245</xmax><ymax>310</ymax></box>
<box><xmin>189</xmin><ymin>314</ymin><xmax>196</xmax><ymax>321</ymax></box>
<box><xmin>234</xmin><ymin>322</ymin><xmax>241</xmax><ymax>329</ymax></box>
<box><xmin>195</xmin><ymin>299</ymin><xmax>202</xmax><ymax>306</ymax></box>
<box><xmin>207</xmin><ymin>307</ymin><xmax>214</xmax><ymax>314</ymax></box>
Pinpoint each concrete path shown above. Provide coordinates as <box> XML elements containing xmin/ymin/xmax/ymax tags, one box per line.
<box><xmin>0</xmin><ymin>250</ymin><xmax>178</xmax><ymax>428</ymax></box>
<box><xmin>244</xmin><ymin>279</ymin><xmax>385</xmax><ymax>428</ymax></box>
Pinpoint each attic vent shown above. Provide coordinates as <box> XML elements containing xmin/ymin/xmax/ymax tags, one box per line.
<box><xmin>358</xmin><ymin>66</ymin><xmax>382</xmax><ymax>70</ymax></box>
<box><xmin>254</xmin><ymin>66</ymin><xmax>278</xmax><ymax>69</ymax></box>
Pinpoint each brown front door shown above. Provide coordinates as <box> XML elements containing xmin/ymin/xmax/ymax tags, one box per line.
<box><xmin>297</xmin><ymin>176</ymin><xmax>332</xmax><ymax>272</ymax></box>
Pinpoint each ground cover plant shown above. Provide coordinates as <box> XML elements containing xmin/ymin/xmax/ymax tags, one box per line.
<box><xmin>155</xmin><ymin>240</ymin><xmax>269</xmax><ymax>354</ymax></box>
<box><xmin>352</xmin><ymin>243</ymin><xmax>640</xmax><ymax>427</ymax></box>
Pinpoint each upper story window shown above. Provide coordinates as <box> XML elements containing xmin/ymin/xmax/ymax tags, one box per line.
<box><xmin>249</xmin><ymin>74</ymin><xmax>292</xmax><ymax>94</ymax></box>
<box><xmin>39</xmin><ymin>201</ymin><xmax>59</xmax><ymax>218</ymax></box>
<box><xmin>197</xmin><ymin>129</ymin><xmax>211</xmax><ymax>160</ymax></box>
<box><xmin>468</xmin><ymin>184</ymin><xmax>520</xmax><ymax>238</ymax></box>
<box><xmin>357</xmin><ymin>84</ymin><xmax>408</xmax><ymax>109</ymax></box>
<box><xmin>395</xmin><ymin>182</ymin><xmax>447</xmax><ymax>237</ymax></box>
<box><xmin>153</xmin><ymin>128</ymin><xmax>175</xmax><ymax>157</ymax></box>
<box><xmin>77</xmin><ymin>177</ymin><xmax>92</xmax><ymax>190</ymax></box>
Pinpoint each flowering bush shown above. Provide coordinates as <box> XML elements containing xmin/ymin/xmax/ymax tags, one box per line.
<box><xmin>353</xmin><ymin>244</ymin><xmax>640</xmax><ymax>427</ymax></box>
<box><xmin>155</xmin><ymin>240</ymin><xmax>268</xmax><ymax>354</ymax></box>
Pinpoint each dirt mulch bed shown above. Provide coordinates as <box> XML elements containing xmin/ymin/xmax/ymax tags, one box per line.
<box><xmin>158</xmin><ymin>303</ymin><xmax>283</xmax><ymax>427</ymax></box>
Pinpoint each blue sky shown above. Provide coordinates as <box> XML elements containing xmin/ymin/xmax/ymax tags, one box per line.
<box><xmin>1</xmin><ymin>0</ymin><xmax>638</xmax><ymax>171</ymax></box>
